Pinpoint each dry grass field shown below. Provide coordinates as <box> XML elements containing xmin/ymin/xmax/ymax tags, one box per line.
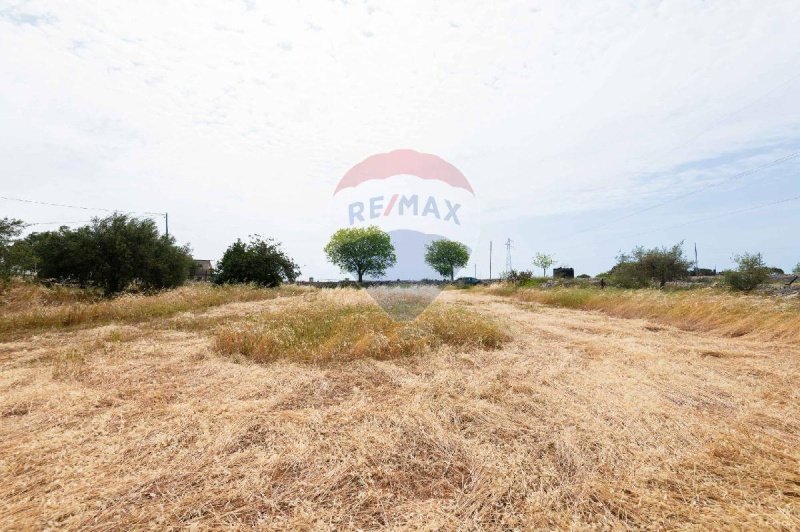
<box><xmin>1</xmin><ymin>282</ymin><xmax>799</xmax><ymax>529</ymax></box>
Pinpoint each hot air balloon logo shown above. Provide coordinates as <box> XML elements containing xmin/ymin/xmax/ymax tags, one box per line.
<box><xmin>331</xmin><ymin>149</ymin><xmax>480</xmax><ymax>282</ymax></box>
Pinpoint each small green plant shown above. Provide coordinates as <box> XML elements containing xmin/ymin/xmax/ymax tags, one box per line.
<box><xmin>504</xmin><ymin>269</ymin><xmax>538</xmax><ymax>285</ymax></box>
<box><xmin>532</xmin><ymin>252</ymin><xmax>556</xmax><ymax>277</ymax></box>
<box><xmin>518</xmin><ymin>277</ymin><xmax>548</xmax><ymax>288</ymax></box>
<box><xmin>723</xmin><ymin>252</ymin><xmax>770</xmax><ymax>291</ymax></box>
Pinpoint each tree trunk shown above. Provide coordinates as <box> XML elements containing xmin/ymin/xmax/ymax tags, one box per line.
<box><xmin>450</xmin><ymin>267</ymin><xmax>454</xmax><ymax>281</ymax></box>
<box><xmin>357</xmin><ymin>270</ymin><xmax>363</xmax><ymax>283</ymax></box>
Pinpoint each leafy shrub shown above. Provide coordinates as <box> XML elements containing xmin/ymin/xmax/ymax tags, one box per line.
<box><xmin>723</xmin><ymin>252</ymin><xmax>770</xmax><ymax>291</ymax></box>
<box><xmin>22</xmin><ymin>215</ymin><xmax>194</xmax><ymax>294</ymax></box>
<box><xmin>504</xmin><ymin>269</ymin><xmax>533</xmax><ymax>283</ymax></box>
<box><xmin>0</xmin><ymin>218</ymin><xmax>25</xmax><ymax>280</ymax></box>
<box><xmin>215</xmin><ymin>236</ymin><xmax>299</xmax><ymax>286</ymax></box>
<box><xmin>610</xmin><ymin>242</ymin><xmax>691</xmax><ymax>288</ymax></box>
<box><xmin>576</xmin><ymin>274</ymin><xmax>591</xmax><ymax>279</ymax></box>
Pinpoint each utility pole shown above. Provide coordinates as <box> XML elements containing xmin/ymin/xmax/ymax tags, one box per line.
<box><xmin>694</xmin><ymin>242</ymin><xmax>698</xmax><ymax>275</ymax></box>
<box><xmin>489</xmin><ymin>241</ymin><xmax>492</xmax><ymax>281</ymax></box>
<box><xmin>505</xmin><ymin>238</ymin><xmax>513</xmax><ymax>275</ymax></box>
<box><xmin>165</xmin><ymin>212</ymin><xmax>169</xmax><ymax>238</ymax></box>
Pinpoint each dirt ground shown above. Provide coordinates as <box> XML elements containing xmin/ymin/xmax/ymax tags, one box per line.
<box><xmin>1</xmin><ymin>290</ymin><xmax>799</xmax><ymax>529</ymax></box>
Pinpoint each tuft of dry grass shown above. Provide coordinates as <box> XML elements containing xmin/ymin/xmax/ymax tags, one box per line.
<box><xmin>50</xmin><ymin>347</ymin><xmax>88</xmax><ymax>381</ymax></box>
<box><xmin>0</xmin><ymin>280</ymin><xmax>103</xmax><ymax>312</ymax></box>
<box><xmin>365</xmin><ymin>284</ymin><xmax>443</xmax><ymax>321</ymax></box>
<box><xmin>214</xmin><ymin>293</ymin><xmax>508</xmax><ymax>364</ymax></box>
<box><xmin>0</xmin><ymin>282</ymin><xmax>311</xmax><ymax>340</ymax></box>
<box><xmin>484</xmin><ymin>284</ymin><xmax>800</xmax><ymax>343</ymax></box>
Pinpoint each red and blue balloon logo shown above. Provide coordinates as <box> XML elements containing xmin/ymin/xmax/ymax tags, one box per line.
<box><xmin>332</xmin><ymin>149</ymin><xmax>479</xmax><ymax>281</ymax></box>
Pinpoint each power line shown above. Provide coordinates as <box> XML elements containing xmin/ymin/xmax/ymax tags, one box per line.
<box><xmin>0</xmin><ymin>195</ymin><xmax>165</xmax><ymax>217</ymax></box>
<box><xmin>639</xmin><ymin>69</ymin><xmax>800</xmax><ymax>167</ymax></box>
<box><xmin>607</xmin><ymin>192</ymin><xmax>800</xmax><ymax>242</ymax></box>
<box><xmin>2</xmin><ymin>194</ymin><xmax>169</xmax><ymax>235</ymax></box>
<box><xmin>459</xmin><ymin>65</ymin><xmax>800</xmax><ymax>167</ymax></box>
<box><xmin>24</xmin><ymin>220</ymin><xmax>95</xmax><ymax>226</ymax></box>
<box><xmin>572</xmin><ymin>150</ymin><xmax>800</xmax><ymax>236</ymax></box>
<box><xmin>559</xmin><ymin>69</ymin><xmax>800</xmax><ymax>237</ymax></box>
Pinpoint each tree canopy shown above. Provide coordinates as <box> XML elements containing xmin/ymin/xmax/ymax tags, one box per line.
<box><xmin>610</xmin><ymin>242</ymin><xmax>691</xmax><ymax>288</ymax></box>
<box><xmin>424</xmin><ymin>239</ymin><xmax>469</xmax><ymax>280</ymax></box>
<box><xmin>21</xmin><ymin>214</ymin><xmax>194</xmax><ymax>293</ymax></box>
<box><xmin>532</xmin><ymin>252</ymin><xmax>556</xmax><ymax>277</ymax></box>
<box><xmin>324</xmin><ymin>226</ymin><xmax>396</xmax><ymax>282</ymax></box>
<box><xmin>215</xmin><ymin>236</ymin><xmax>299</xmax><ymax>286</ymax></box>
<box><xmin>723</xmin><ymin>252</ymin><xmax>770</xmax><ymax>291</ymax></box>
<box><xmin>0</xmin><ymin>218</ymin><xmax>25</xmax><ymax>280</ymax></box>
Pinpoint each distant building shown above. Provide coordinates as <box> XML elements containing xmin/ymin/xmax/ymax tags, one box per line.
<box><xmin>192</xmin><ymin>259</ymin><xmax>213</xmax><ymax>281</ymax></box>
<box><xmin>553</xmin><ymin>267</ymin><xmax>575</xmax><ymax>279</ymax></box>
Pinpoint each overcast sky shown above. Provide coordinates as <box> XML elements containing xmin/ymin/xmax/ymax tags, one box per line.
<box><xmin>2</xmin><ymin>0</ymin><xmax>799</xmax><ymax>278</ymax></box>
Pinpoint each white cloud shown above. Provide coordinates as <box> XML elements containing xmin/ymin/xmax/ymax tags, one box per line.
<box><xmin>1</xmin><ymin>0</ymin><xmax>799</xmax><ymax>276</ymax></box>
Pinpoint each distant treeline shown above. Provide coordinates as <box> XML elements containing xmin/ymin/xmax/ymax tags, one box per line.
<box><xmin>2</xmin><ymin>216</ymin><xmax>798</xmax><ymax>296</ymax></box>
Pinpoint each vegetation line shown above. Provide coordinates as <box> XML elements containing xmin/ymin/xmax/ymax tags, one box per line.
<box><xmin>0</xmin><ymin>283</ymin><xmax>306</xmax><ymax>340</ymax></box>
<box><xmin>485</xmin><ymin>285</ymin><xmax>800</xmax><ymax>344</ymax></box>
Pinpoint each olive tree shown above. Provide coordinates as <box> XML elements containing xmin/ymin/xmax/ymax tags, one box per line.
<box><xmin>723</xmin><ymin>252</ymin><xmax>770</xmax><ymax>291</ymax></box>
<box><xmin>324</xmin><ymin>226</ymin><xmax>396</xmax><ymax>282</ymax></box>
<box><xmin>23</xmin><ymin>214</ymin><xmax>194</xmax><ymax>293</ymax></box>
<box><xmin>610</xmin><ymin>242</ymin><xmax>691</xmax><ymax>288</ymax></box>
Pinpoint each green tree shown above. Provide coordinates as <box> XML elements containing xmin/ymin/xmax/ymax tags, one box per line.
<box><xmin>215</xmin><ymin>236</ymin><xmax>299</xmax><ymax>286</ymax></box>
<box><xmin>610</xmin><ymin>242</ymin><xmax>691</xmax><ymax>288</ymax></box>
<box><xmin>0</xmin><ymin>218</ymin><xmax>25</xmax><ymax>280</ymax></box>
<box><xmin>532</xmin><ymin>252</ymin><xmax>556</xmax><ymax>277</ymax></box>
<box><xmin>723</xmin><ymin>252</ymin><xmax>770</xmax><ymax>291</ymax></box>
<box><xmin>24</xmin><ymin>214</ymin><xmax>194</xmax><ymax>293</ymax></box>
<box><xmin>324</xmin><ymin>226</ymin><xmax>396</xmax><ymax>282</ymax></box>
<box><xmin>793</xmin><ymin>262</ymin><xmax>800</xmax><ymax>275</ymax></box>
<box><xmin>424</xmin><ymin>239</ymin><xmax>469</xmax><ymax>280</ymax></box>
<box><xmin>24</xmin><ymin>226</ymin><xmax>97</xmax><ymax>287</ymax></box>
